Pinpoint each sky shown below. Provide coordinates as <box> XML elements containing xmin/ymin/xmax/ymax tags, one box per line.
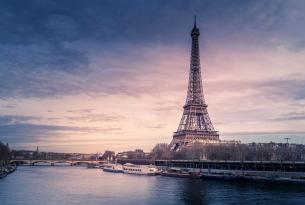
<box><xmin>0</xmin><ymin>0</ymin><xmax>305</xmax><ymax>153</ymax></box>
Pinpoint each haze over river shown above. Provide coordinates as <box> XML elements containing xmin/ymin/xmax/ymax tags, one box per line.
<box><xmin>1</xmin><ymin>166</ymin><xmax>305</xmax><ymax>205</ymax></box>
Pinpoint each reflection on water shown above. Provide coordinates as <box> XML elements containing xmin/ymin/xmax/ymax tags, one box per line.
<box><xmin>181</xmin><ymin>179</ymin><xmax>206</xmax><ymax>204</ymax></box>
<box><xmin>180</xmin><ymin>178</ymin><xmax>305</xmax><ymax>205</ymax></box>
<box><xmin>0</xmin><ymin>166</ymin><xmax>305</xmax><ymax>205</ymax></box>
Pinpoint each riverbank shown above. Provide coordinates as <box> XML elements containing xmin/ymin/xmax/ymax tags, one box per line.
<box><xmin>0</xmin><ymin>164</ymin><xmax>17</xmax><ymax>179</ymax></box>
<box><xmin>156</xmin><ymin>160</ymin><xmax>305</xmax><ymax>185</ymax></box>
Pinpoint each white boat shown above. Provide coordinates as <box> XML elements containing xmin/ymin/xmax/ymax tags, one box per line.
<box><xmin>123</xmin><ymin>163</ymin><xmax>159</xmax><ymax>175</ymax></box>
<box><xmin>102</xmin><ymin>163</ymin><xmax>124</xmax><ymax>173</ymax></box>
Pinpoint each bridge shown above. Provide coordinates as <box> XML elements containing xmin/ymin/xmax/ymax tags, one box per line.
<box><xmin>10</xmin><ymin>159</ymin><xmax>107</xmax><ymax>166</ymax></box>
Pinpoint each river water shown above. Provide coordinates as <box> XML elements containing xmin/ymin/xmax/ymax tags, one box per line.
<box><xmin>0</xmin><ymin>166</ymin><xmax>305</xmax><ymax>205</ymax></box>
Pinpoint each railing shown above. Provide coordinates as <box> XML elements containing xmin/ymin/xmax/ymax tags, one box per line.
<box><xmin>155</xmin><ymin>160</ymin><xmax>305</xmax><ymax>173</ymax></box>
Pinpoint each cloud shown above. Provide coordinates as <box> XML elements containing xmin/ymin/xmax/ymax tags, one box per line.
<box><xmin>0</xmin><ymin>44</ymin><xmax>89</xmax><ymax>98</ymax></box>
<box><xmin>67</xmin><ymin>109</ymin><xmax>95</xmax><ymax>114</ymax></box>
<box><xmin>1</xmin><ymin>104</ymin><xmax>17</xmax><ymax>109</ymax></box>
<box><xmin>203</xmin><ymin>75</ymin><xmax>305</xmax><ymax>134</ymax></box>
<box><xmin>207</xmin><ymin>76</ymin><xmax>305</xmax><ymax>101</ymax></box>
<box><xmin>146</xmin><ymin>124</ymin><xmax>167</xmax><ymax>129</ymax></box>
<box><xmin>45</xmin><ymin>14</ymin><xmax>79</xmax><ymax>39</ymax></box>
<box><xmin>1</xmin><ymin>0</ymin><xmax>305</xmax><ymax>151</ymax></box>
<box><xmin>0</xmin><ymin>40</ymin><xmax>190</xmax><ymax>100</ymax></box>
<box><xmin>66</xmin><ymin>113</ymin><xmax>125</xmax><ymax>122</ymax></box>
<box><xmin>259</xmin><ymin>78</ymin><xmax>305</xmax><ymax>100</ymax></box>
<box><xmin>0</xmin><ymin>115</ymin><xmax>41</xmax><ymax>125</ymax></box>
<box><xmin>153</xmin><ymin>101</ymin><xmax>181</xmax><ymax>115</ymax></box>
<box><xmin>0</xmin><ymin>122</ymin><xmax>121</xmax><ymax>143</ymax></box>
<box><xmin>0</xmin><ymin>114</ymin><xmax>122</xmax><ymax>145</ymax></box>
<box><xmin>272</xmin><ymin>111</ymin><xmax>305</xmax><ymax>121</ymax></box>
<box><xmin>0</xmin><ymin>0</ymin><xmax>304</xmax><ymax>100</ymax></box>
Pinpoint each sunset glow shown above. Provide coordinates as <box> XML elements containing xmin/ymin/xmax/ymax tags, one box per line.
<box><xmin>1</xmin><ymin>0</ymin><xmax>305</xmax><ymax>153</ymax></box>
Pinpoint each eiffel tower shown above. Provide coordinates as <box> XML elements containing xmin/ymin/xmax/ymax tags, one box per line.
<box><xmin>170</xmin><ymin>17</ymin><xmax>219</xmax><ymax>151</ymax></box>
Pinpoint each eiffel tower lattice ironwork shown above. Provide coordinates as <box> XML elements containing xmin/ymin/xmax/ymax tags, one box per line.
<box><xmin>170</xmin><ymin>17</ymin><xmax>219</xmax><ymax>151</ymax></box>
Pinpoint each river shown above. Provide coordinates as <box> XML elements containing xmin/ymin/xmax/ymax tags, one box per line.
<box><xmin>0</xmin><ymin>166</ymin><xmax>305</xmax><ymax>205</ymax></box>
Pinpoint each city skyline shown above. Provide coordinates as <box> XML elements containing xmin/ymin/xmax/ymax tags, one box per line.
<box><xmin>1</xmin><ymin>0</ymin><xmax>305</xmax><ymax>153</ymax></box>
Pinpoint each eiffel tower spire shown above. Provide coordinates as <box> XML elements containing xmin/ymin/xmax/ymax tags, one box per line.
<box><xmin>186</xmin><ymin>15</ymin><xmax>204</xmax><ymax>106</ymax></box>
<box><xmin>170</xmin><ymin>17</ymin><xmax>219</xmax><ymax>151</ymax></box>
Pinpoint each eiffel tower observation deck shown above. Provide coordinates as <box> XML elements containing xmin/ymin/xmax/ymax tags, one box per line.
<box><xmin>170</xmin><ymin>17</ymin><xmax>219</xmax><ymax>151</ymax></box>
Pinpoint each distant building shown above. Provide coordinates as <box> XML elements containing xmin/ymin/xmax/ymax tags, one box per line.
<box><xmin>116</xmin><ymin>149</ymin><xmax>150</xmax><ymax>160</ymax></box>
<box><xmin>100</xmin><ymin>151</ymin><xmax>115</xmax><ymax>161</ymax></box>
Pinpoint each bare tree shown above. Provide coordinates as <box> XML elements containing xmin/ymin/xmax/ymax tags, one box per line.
<box><xmin>0</xmin><ymin>141</ymin><xmax>11</xmax><ymax>167</ymax></box>
<box><xmin>150</xmin><ymin>141</ymin><xmax>305</xmax><ymax>162</ymax></box>
<box><xmin>151</xmin><ymin>143</ymin><xmax>171</xmax><ymax>160</ymax></box>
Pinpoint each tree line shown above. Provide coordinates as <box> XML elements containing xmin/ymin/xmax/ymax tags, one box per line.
<box><xmin>150</xmin><ymin>142</ymin><xmax>305</xmax><ymax>162</ymax></box>
<box><xmin>0</xmin><ymin>141</ymin><xmax>11</xmax><ymax>166</ymax></box>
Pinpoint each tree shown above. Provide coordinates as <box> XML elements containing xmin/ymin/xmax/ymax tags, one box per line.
<box><xmin>150</xmin><ymin>141</ymin><xmax>305</xmax><ymax>162</ymax></box>
<box><xmin>0</xmin><ymin>141</ymin><xmax>11</xmax><ymax>166</ymax></box>
<box><xmin>150</xmin><ymin>143</ymin><xmax>171</xmax><ymax>160</ymax></box>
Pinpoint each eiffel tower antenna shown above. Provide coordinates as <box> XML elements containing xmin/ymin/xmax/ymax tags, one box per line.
<box><xmin>170</xmin><ymin>17</ymin><xmax>219</xmax><ymax>151</ymax></box>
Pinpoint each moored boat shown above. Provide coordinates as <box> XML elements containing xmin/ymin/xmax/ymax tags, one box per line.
<box><xmin>160</xmin><ymin>168</ymin><xmax>201</xmax><ymax>178</ymax></box>
<box><xmin>123</xmin><ymin>163</ymin><xmax>159</xmax><ymax>175</ymax></box>
<box><xmin>102</xmin><ymin>163</ymin><xmax>124</xmax><ymax>173</ymax></box>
